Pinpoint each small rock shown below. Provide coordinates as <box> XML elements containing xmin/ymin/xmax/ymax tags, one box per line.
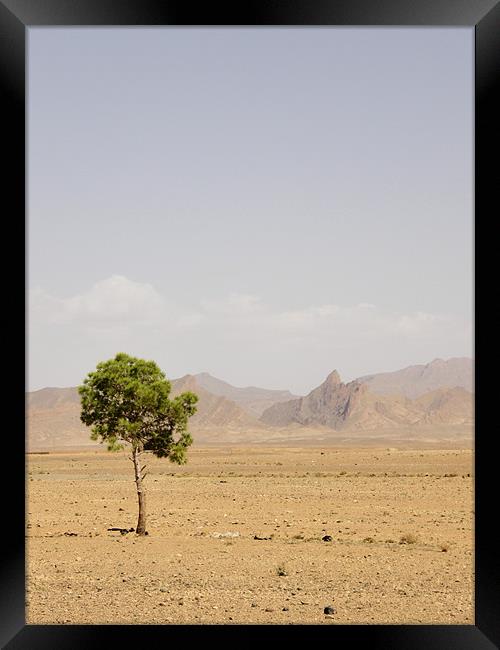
<box><xmin>324</xmin><ymin>606</ymin><xmax>336</xmax><ymax>615</ymax></box>
<box><xmin>265</xmin><ymin>608</ymin><xmax>274</xmax><ymax>612</ymax></box>
<box><xmin>282</xmin><ymin>607</ymin><xmax>289</xmax><ymax>611</ymax></box>
<box><xmin>251</xmin><ymin>603</ymin><xmax>257</xmax><ymax>608</ymax></box>
<box><xmin>322</xmin><ymin>535</ymin><xmax>333</xmax><ymax>542</ymax></box>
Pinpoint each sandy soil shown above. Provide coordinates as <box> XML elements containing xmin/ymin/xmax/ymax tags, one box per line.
<box><xmin>26</xmin><ymin>446</ymin><xmax>474</xmax><ymax>625</ymax></box>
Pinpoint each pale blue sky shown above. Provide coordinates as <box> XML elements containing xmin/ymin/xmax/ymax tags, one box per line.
<box><xmin>28</xmin><ymin>28</ymin><xmax>473</xmax><ymax>394</ymax></box>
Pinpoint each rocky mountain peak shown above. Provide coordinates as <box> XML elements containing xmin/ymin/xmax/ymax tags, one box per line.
<box><xmin>324</xmin><ymin>370</ymin><xmax>341</xmax><ymax>386</ymax></box>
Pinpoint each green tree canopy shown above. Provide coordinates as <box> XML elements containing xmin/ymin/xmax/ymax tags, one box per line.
<box><xmin>79</xmin><ymin>352</ymin><xmax>197</xmax><ymax>460</ymax></box>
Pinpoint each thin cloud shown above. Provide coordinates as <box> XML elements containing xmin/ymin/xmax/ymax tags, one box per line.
<box><xmin>195</xmin><ymin>293</ymin><xmax>458</xmax><ymax>343</ymax></box>
<box><xmin>31</xmin><ymin>275</ymin><xmax>166</xmax><ymax>326</ymax></box>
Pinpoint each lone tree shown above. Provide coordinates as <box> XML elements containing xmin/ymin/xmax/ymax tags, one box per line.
<box><xmin>79</xmin><ymin>352</ymin><xmax>198</xmax><ymax>536</ymax></box>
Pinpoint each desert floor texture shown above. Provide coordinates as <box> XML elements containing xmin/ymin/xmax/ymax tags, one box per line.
<box><xmin>26</xmin><ymin>446</ymin><xmax>473</xmax><ymax>625</ymax></box>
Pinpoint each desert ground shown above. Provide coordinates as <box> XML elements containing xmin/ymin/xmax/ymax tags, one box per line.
<box><xmin>26</xmin><ymin>445</ymin><xmax>473</xmax><ymax>625</ymax></box>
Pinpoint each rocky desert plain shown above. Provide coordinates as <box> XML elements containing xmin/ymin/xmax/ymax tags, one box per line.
<box><xmin>26</xmin><ymin>357</ymin><xmax>474</xmax><ymax>625</ymax></box>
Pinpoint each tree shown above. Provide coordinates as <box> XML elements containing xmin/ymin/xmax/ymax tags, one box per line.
<box><xmin>79</xmin><ymin>352</ymin><xmax>198</xmax><ymax>536</ymax></box>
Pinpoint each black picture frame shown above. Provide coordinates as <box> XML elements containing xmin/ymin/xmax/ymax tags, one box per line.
<box><xmin>2</xmin><ymin>1</ymin><xmax>498</xmax><ymax>647</ymax></box>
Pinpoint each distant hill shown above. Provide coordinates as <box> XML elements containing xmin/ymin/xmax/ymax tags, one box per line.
<box><xmin>27</xmin><ymin>387</ymin><xmax>92</xmax><ymax>451</ymax></box>
<box><xmin>171</xmin><ymin>375</ymin><xmax>263</xmax><ymax>430</ymax></box>
<box><xmin>260</xmin><ymin>370</ymin><xmax>362</xmax><ymax>429</ymax></box>
<box><xmin>414</xmin><ymin>387</ymin><xmax>474</xmax><ymax>425</ymax></box>
<box><xmin>357</xmin><ymin>357</ymin><xmax>473</xmax><ymax>398</ymax></box>
<box><xmin>27</xmin><ymin>386</ymin><xmax>80</xmax><ymax>409</ymax></box>
<box><xmin>194</xmin><ymin>372</ymin><xmax>298</xmax><ymax>417</ymax></box>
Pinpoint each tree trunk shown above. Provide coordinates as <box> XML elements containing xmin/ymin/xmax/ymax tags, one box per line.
<box><xmin>132</xmin><ymin>446</ymin><xmax>147</xmax><ymax>535</ymax></box>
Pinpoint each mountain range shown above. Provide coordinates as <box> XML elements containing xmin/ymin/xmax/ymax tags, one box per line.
<box><xmin>26</xmin><ymin>357</ymin><xmax>474</xmax><ymax>450</ymax></box>
<box><xmin>260</xmin><ymin>370</ymin><xmax>473</xmax><ymax>430</ymax></box>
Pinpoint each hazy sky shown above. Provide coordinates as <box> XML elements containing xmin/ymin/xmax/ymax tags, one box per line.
<box><xmin>28</xmin><ymin>28</ymin><xmax>473</xmax><ymax>394</ymax></box>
